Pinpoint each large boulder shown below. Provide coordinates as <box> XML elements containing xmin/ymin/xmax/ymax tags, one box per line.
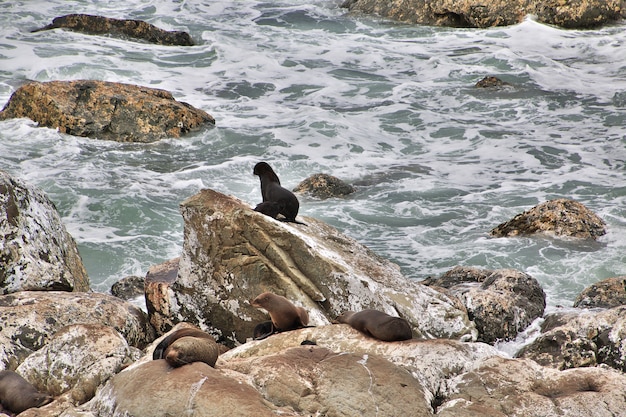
<box><xmin>516</xmin><ymin>306</ymin><xmax>626</xmax><ymax>372</ymax></box>
<box><xmin>437</xmin><ymin>356</ymin><xmax>626</xmax><ymax>416</ymax></box>
<box><xmin>16</xmin><ymin>324</ymin><xmax>139</xmax><ymax>404</ymax></box>
<box><xmin>146</xmin><ymin>189</ymin><xmax>477</xmax><ymax>346</ymax></box>
<box><xmin>490</xmin><ymin>198</ymin><xmax>606</xmax><ymax>240</ymax></box>
<box><xmin>342</xmin><ymin>0</ymin><xmax>623</xmax><ymax>29</ymax></box>
<box><xmin>0</xmin><ymin>291</ymin><xmax>154</xmax><ymax>370</ymax></box>
<box><xmin>423</xmin><ymin>266</ymin><xmax>546</xmax><ymax>343</ymax></box>
<box><xmin>573</xmin><ymin>276</ymin><xmax>626</xmax><ymax>308</ymax></box>
<box><xmin>0</xmin><ymin>80</ymin><xmax>215</xmax><ymax>142</ymax></box>
<box><xmin>0</xmin><ymin>170</ymin><xmax>89</xmax><ymax>294</ymax></box>
<box><xmin>293</xmin><ymin>173</ymin><xmax>356</xmax><ymax>199</ymax></box>
<box><xmin>32</xmin><ymin>14</ymin><xmax>194</xmax><ymax>46</ymax></box>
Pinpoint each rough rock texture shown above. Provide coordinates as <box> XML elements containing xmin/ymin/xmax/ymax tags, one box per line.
<box><xmin>490</xmin><ymin>198</ymin><xmax>606</xmax><ymax>240</ymax></box>
<box><xmin>32</xmin><ymin>14</ymin><xmax>194</xmax><ymax>46</ymax></box>
<box><xmin>0</xmin><ymin>291</ymin><xmax>154</xmax><ymax>370</ymax></box>
<box><xmin>110</xmin><ymin>275</ymin><xmax>144</xmax><ymax>300</ymax></box>
<box><xmin>218</xmin><ymin>324</ymin><xmax>501</xmax><ymax>408</ymax></box>
<box><xmin>146</xmin><ymin>189</ymin><xmax>476</xmax><ymax>346</ymax></box>
<box><xmin>516</xmin><ymin>306</ymin><xmax>626</xmax><ymax>372</ymax></box>
<box><xmin>84</xmin><ymin>360</ymin><xmax>279</xmax><ymax>417</ymax></box>
<box><xmin>0</xmin><ymin>170</ymin><xmax>89</xmax><ymax>294</ymax></box>
<box><xmin>573</xmin><ymin>276</ymin><xmax>626</xmax><ymax>308</ymax></box>
<box><xmin>16</xmin><ymin>324</ymin><xmax>139</xmax><ymax>405</ymax></box>
<box><xmin>342</xmin><ymin>0</ymin><xmax>623</xmax><ymax>29</ymax></box>
<box><xmin>437</xmin><ymin>356</ymin><xmax>626</xmax><ymax>417</ymax></box>
<box><xmin>293</xmin><ymin>173</ymin><xmax>356</xmax><ymax>199</ymax></box>
<box><xmin>144</xmin><ymin>258</ymin><xmax>180</xmax><ymax>334</ymax></box>
<box><xmin>0</xmin><ymin>80</ymin><xmax>215</xmax><ymax>142</ymax></box>
<box><xmin>423</xmin><ymin>266</ymin><xmax>546</xmax><ymax>343</ymax></box>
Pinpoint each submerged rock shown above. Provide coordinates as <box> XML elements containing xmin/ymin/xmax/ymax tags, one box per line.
<box><xmin>293</xmin><ymin>173</ymin><xmax>356</xmax><ymax>199</ymax></box>
<box><xmin>146</xmin><ymin>188</ymin><xmax>477</xmax><ymax>346</ymax></box>
<box><xmin>342</xmin><ymin>0</ymin><xmax>623</xmax><ymax>29</ymax></box>
<box><xmin>423</xmin><ymin>266</ymin><xmax>546</xmax><ymax>343</ymax></box>
<box><xmin>0</xmin><ymin>80</ymin><xmax>215</xmax><ymax>142</ymax></box>
<box><xmin>490</xmin><ymin>198</ymin><xmax>606</xmax><ymax>240</ymax></box>
<box><xmin>573</xmin><ymin>276</ymin><xmax>626</xmax><ymax>308</ymax></box>
<box><xmin>0</xmin><ymin>170</ymin><xmax>89</xmax><ymax>294</ymax></box>
<box><xmin>32</xmin><ymin>14</ymin><xmax>194</xmax><ymax>46</ymax></box>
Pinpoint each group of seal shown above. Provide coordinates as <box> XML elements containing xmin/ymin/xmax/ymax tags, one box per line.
<box><xmin>253</xmin><ymin>162</ymin><xmax>305</xmax><ymax>224</ymax></box>
<box><xmin>153</xmin><ymin>326</ymin><xmax>220</xmax><ymax>368</ymax></box>
<box><xmin>251</xmin><ymin>292</ymin><xmax>310</xmax><ymax>339</ymax></box>
<box><xmin>0</xmin><ymin>370</ymin><xmax>52</xmax><ymax>415</ymax></box>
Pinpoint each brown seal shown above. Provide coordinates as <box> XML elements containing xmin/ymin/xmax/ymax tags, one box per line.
<box><xmin>0</xmin><ymin>370</ymin><xmax>53</xmax><ymax>414</ymax></box>
<box><xmin>153</xmin><ymin>327</ymin><xmax>220</xmax><ymax>367</ymax></box>
<box><xmin>253</xmin><ymin>162</ymin><xmax>304</xmax><ymax>224</ymax></box>
<box><xmin>252</xmin><ymin>292</ymin><xmax>309</xmax><ymax>337</ymax></box>
<box><xmin>336</xmin><ymin>309</ymin><xmax>413</xmax><ymax>342</ymax></box>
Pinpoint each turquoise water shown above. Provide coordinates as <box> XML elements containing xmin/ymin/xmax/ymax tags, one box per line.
<box><xmin>1</xmin><ymin>1</ymin><xmax>625</xmax><ymax>310</ymax></box>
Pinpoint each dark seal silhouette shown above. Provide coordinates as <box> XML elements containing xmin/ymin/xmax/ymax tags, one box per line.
<box><xmin>253</xmin><ymin>162</ymin><xmax>304</xmax><ymax>224</ymax></box>
<box><xmin>336</xmin><ymin>309</ymin><xmax>413</xmax><ymax>342</ymax></box>
<box><xmin>153</xmin><ymin>327</ymin><xmax>219</xmax><ymax>367</ymax></box>
<box><xmin>0</xmin><ymin>371</ymin><xmax>53</xmax><ymax>414</ymax></box>
<box><xmin>252</xmin><ymin>292</ymin><xmax>309</xmax><ymax>339</ymax></box>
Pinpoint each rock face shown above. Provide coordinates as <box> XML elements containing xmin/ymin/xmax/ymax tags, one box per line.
<box><xmin>573</xmin><ymin>276</ymin><xmax>626</xmax><ymax>308</ymax></box>
<box><xmin>342</xmin><ymin>0</ymin><xmax>623</xmax><ymax>29</ymax></box>
<box><xmin>516</xmin><ymin>306</ymin><xmax>626</xmax><ymax>372</ymax></box>
<box><xmin>0</xmin><ymin>291</ymin><xmax>154</xmax><ymax>370</ymax></box>
<box><xmin>490</xmin><ymin>198</ymin><xmax>606</xmax><ymax>240</ymax></box>
<box><xmin>146</xmin><ymin>189</ymin><xmax>476</xmax><ymax>346</ymax></box>
<box><xmin>110</xmin><ymin>275</ymin><xmax>144</xmax><ymax>301</ymax></box>
<box><xmin>0</xmin><ymin>170</ymin><xmax>89</xmax><ymax>294</ymax></box>
<box><xmin>0</xmin><ymin>80</ymin><xmax>215</xmax><ymax>143</ymax></box>
<box><xmin>293</xmin><ymin>173</ymin><xmax>356</xmax><ymax>199</ymax></box>
<box><xmin>32</xmin><ymin>14</ymin><xmax>194</xmax><ymax>46</ymax></box>
<box><xmin>437</xmin><ymin>356</ymin><xmax>626</xmax><ymax>417</ymax></box>
<box><xmin>423</xmin><ymin>266</ymin><xmax>546</xmax><ymax>343</ymax></box>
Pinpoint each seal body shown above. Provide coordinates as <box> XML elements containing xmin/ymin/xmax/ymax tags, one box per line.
<box><xmin>253</xmin><ymin>162</ymin><xmax>301</xmax><ymax>223</ymax></box>
<box><xmin>336</xmin><ymin>309</ymin><xmax>413</xmax><ymax>342</ymax></box>
<box><xmin>0</xmin><ymin>370</ymin><xmax>53</xmax><ymax>414</ymax></box>
<box><xmin>153</xmin><ymin>327</ymin><xmax>219</xmax><ymax>367</ymax></box>
<box><xmin>252</xmin><ymin>292</ymin><xmax>309</xmax><ymax>334</ymax></box>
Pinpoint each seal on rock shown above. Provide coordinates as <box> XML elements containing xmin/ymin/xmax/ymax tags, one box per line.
<box><xmin>253</xmin><ymin>162</ymin><xmax>304</xmax><ymax>224</ymax></box>
<box><xmin>0</xmin><ymin>370</ymin><xmax>53</xmax><ymax>414</ymax></box>
<box><xmin>153</xmin><ymin>327</ymin><xmax>220</xmax><ymax>368</ymax></box>
<box><xmin>252</xmin><ymin>292</ymin><xmax>309</xmax><ymax>338</ymax></box>
<box><xmin>336</xmin><ymin>309</ymin><xmax>413</xmax><ymax>342</ymax></box>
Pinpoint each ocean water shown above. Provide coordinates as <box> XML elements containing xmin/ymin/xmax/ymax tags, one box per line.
<box><xmin>1</xmin><ymin>0</ymin><xmax>625</xmax><ymax>316</ymax></box>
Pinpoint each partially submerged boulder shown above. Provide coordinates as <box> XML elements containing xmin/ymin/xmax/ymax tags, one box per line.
<box><xmin>32</xmin><ymin>14</ymin><xmax>194</xmax><ymax>46</ymax></box>
<box><xmin>0</xmin><ymin>80</ymin><xmax>215</xmax><ymax>142</ymax></box>
<box><xmin>342</xmin><ymin>0</ymin><xmax>623</xmax><ymax>29</ymax></box>
<box><xmin>293</xmin><ymin>173</ymin><xmax>356</xmax><ymax>199</ymax></box>
<box><xmin>490</xmin><ymin>198</ymin><xmax>606</xmax><ymax>240</ymax></box>
<box><xmin>0</xmin><ymin>170</ymin><xmax>89</xmax><ymax>294</ymax></box>
<box><xmin>0</xmin><ymin>291</ymin><xmax>154</xmax><ymax>370</ymax></box>
<box><xmin>516</xmin><ymin>306</ymin><xmax>626</xmax><ymax>372</ymax></box>
<box><xmin>146</xmin><ymin>189</ymin><xmax>477</xmax><ymax>346</ymax></box>
<box><xmin>423</xmin><ymin>266</ymin><xmax>546</xmax><ymax>344</ymax></box>
<box><xmin>573</xmin><ymin>276</ymin><xmax>626</xmax><ymax>308</ymax></box>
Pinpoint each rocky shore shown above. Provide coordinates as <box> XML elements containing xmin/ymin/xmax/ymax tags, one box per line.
<box><xmin>1</xmin><ymin>167</ymin><xmax>625</xmax><ymax>417</ymax></box>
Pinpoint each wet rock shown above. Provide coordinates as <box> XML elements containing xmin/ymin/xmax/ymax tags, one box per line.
<box><xmin>490</xmin><ymin>198</ymin><xmax>606</xmax><ymax>240</ymax></box>
<box><xmin>342</xmin><ymin>0</ymin><xmax>623</xmax><ymax>29</ymax></box>
<box><xmin>573</xmin><ymin>276</ymin><xmax>626</xmax><ymax>308</ymax></box>
<box><xmin>32</xmin><ymin>14</ymin><xmax>194</xmax><ymax>46</ymax></box>
<box><xmin>293</xmin><ymin>173</ymin><xmax>356</xmax><ymax>199</ymax></box>
<box><xmin>474</xmin><ymin>76</ymin><xmax>510</xmax><ymax>88</ymax></box>
<box><xmin>146</xmin><ymin>189</ymin><xmax>476</xmax><ymax>346</ymax></box>
<box><xmin>516</xmin><ymin>306</ymin><xmax>626</xmax><ymax>372</ymax></box>
<box><xmin>0</xmin><ymin>80</ymin><xmax>215</xmax><ymax>143</ymax></box>
<box><xmin>0</xmin><ymin>170</ymin><xmax>89</xmax><ymax>294</ymax></box>
<box><xmin>423</xmin><ymin>266</ymin><xmax>546</xmax><ymax>344</ymax></box>
<box><xmin>110</xmin><ymin>276</ymin><xmax>144</xmax><ymax>300</ymax></box>
<box><xmin>16</xmin><ymin>324</ymin><xmax>139</xmax><ymax>405</ymax></box>
<box><xmin>437</xmin><ymin>356</ymin><xmax>626</xmax><ymax>416</ymax></box>
<box><xmin>84</xmin><ymin>360</ymin><xmax>279</xmax><ymax>417</ymax></box>
<box><xmin>0</xmin><ymin>291</ymin><xmax>154</xmax><ymax>370</ymax></box>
